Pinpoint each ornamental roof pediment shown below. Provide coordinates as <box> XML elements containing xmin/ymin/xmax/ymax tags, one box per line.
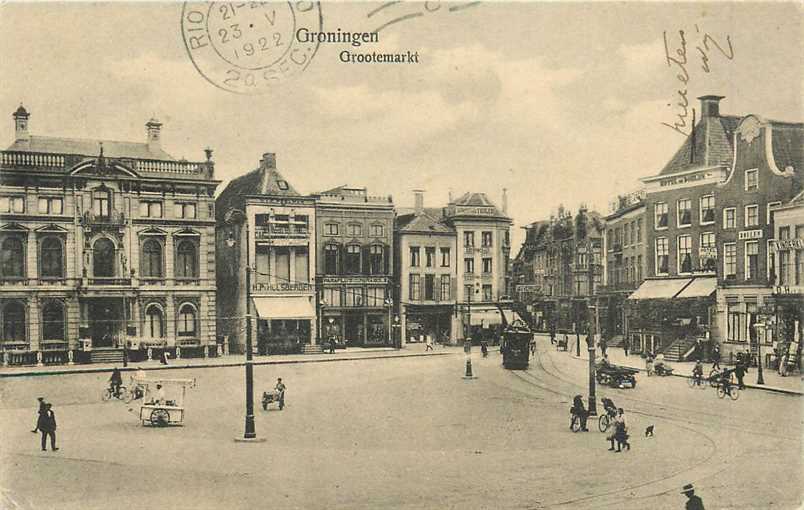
<box><xmin>68</xmin><ymin>159</ymin><xmax>139</xmax><ymax>178</ymax></box>
<box><xmin>139</xmin><ymin>226</ymin><xmax>168</xmax><ymax>236</ymax></box>
<box><xmin>0</xmin><ymin>222</ymin><xmax>29</xmax><ymax>232</ymax></box>
<box><xmin>34</xmin><ymin>224</ymin><xmax>68</xmax><ymax>233</ymax></box>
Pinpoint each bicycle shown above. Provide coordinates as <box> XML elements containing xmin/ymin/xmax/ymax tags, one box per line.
<box><xmin>125</xmin><ymin>383</ymin><xmax>146</xmax><ymax>403</ymax></box>
<box><xmin>569</xmin><ymin>408</ymin><xmax>584</xmax><ymax>432</ymax></box>
<box><xmin>598</xmin><ymin>413</ymin><xmax>613</xmax><ymax>432</ymax></box>
<box><xmin>717</xmin><ymin>380</ymin><xmax>740</xmax><ymax>401</ymax></box>
<box><xmin>102</xmin><ymin>385</ymin><xmax>128</xmax><ymax>401</ymax></box>
<box><xmin>707</xmin><ymin>368</ymin><xmax>721</xmax><ymax>388</ymax></box>
<box><xmin>688</xmin><ymin>373</ymin><xmax>706</xmax><ymax>389</ymax></box>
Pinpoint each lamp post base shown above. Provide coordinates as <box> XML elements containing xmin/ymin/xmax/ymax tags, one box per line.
<box><xmin>233</xmin><ymin>437</ymin><xmax>267</xmax><ymax>443</ymax></box>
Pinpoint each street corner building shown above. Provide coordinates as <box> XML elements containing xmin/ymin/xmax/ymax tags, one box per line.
<box><xmin>0</xmin><ymin>105</ymin><xmax>220</xmax><ymax>367</ymax></box>
<box><xmin>215</xmin><ymin>153</ymin><xmax>318</xmax><ymax>355</ymax></box>
<box><xmin>628</xmin><ymin>97</ymin><xmax>803</xmax><ymax>362</ymax></box>
<box><xmin>394</xmin><ymin>189</ymin><xmax>515</xmax><ymax>346</ymax></box>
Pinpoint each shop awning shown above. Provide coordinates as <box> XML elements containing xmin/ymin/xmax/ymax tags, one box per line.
<box><xmin>470</xmin><ymin>308</ymin><xmax>503</xmax><ymax>326</ymax></box>
<box><xmin>501</xmin><ymin>309</ymin><xmax>523</xmax><ymax>325</ymax></box>
<box><xmin>252</xmin><ymin>297</ymin><xmax>315</xmax><ymax>320</ymax></box>
<box><xmin>627</xmin><ymin>278</ymin><xmax>692</xmax><ymax>300</ymax></box>
<box><xmin>675</xmin><ymin>277</ymin><xmax>717</xmax><ymax>299</ymax></box>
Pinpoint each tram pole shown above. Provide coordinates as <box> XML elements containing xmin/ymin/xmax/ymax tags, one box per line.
<box><xmin>243</xmin><ymin>265</ymin><xmax>256</xmax><ymax>439</ymax></box>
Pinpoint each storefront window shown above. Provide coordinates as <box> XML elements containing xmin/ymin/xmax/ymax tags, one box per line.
<box><xmin>440</xmin><ymin>275</ymin><xmax>451</xmax><ymax>301</ymax></box>
<box><xmin>367</xmin><ymin>315</ymin><xmax>387</xmax><ymax>344</ymax></box>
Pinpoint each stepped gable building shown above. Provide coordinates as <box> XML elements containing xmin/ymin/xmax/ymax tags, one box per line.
<box><xmin>770</xmin><ymin>191</ymin><xmax>804</xmax><ymax>374</ymax></box>
<box><xmin>0</xmin><ymin>105</ymin><xmax>219</xmax><ymax>366</ymax></box>
<box><xmin>599</xmin><ymin>190</ymin><xmax>647</xmax><ymax>346</ymax></box>
<box><xmin>394</xmin><ymin>191</ymin><xmax>457</xmax><ymax>345</ymax></box>
<box><xmin>629</xmin><ymin>95</ymin><xmax>740</xmax><ymax>358</ymax></box>
<box><xmin>216</xmin><ymin>153</ymin><xmax>317</xmax><ymax>354</ymax></box>
<box><xmin>312</xmin><ymin>185</ymin><xmax>394</xmax><ymax>348</ymax></box>
<box><xmin>713</xmin><ymin>114</ymin><xmax>803</xmax><ymax>360</ymax></box>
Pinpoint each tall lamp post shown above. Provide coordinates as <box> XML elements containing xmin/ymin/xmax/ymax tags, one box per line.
<box><xmin>587</xmin><ymin>303</ymin><xmax>599</xmax><ymax>416</ymax></box>
<box><xmin>385</xmin><ymin>298</ymin><xmax>393</xmax><ymax>346</ymax></box>
<box><xmin>228</xmin><ymin>229</ymin><xmax>263</xmax><ymax>443</ymax></box>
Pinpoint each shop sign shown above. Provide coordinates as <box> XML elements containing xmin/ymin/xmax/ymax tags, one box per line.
<box><xmin>771</xmin><ymin>238</ymin><xmax>804</xmax><ymax>251</ymax></box>
<box><xmin>699</xmin><ymin>247</ymin><xmax>717</xmax><ymax>258</ymax></box>
<box><xmin>323</xmin><ymin>276</ymin><xmax>388</xmax><ymax>284</ymax></box>
<box><xmin>253</xmin><ymin>282</ymin><xmax>311</xmax><ymax>292</ymax></box>
<box><xmin>516</xmin><ymin>284</ymin><xmax>541</xmax><ymax>292</ymax></box>
<box><xmin>254</xmin><ymin>233</ymin><xmax>309</xmax><ymax>244</ymax></box>
<box><xmin>455</xmin><ymin>205</ymin><xmax>498</xmax><ymax>216</ymax></box>
<box><xmin>738</xmin><ymin>230</ymin><xmax>763</xmax><ymax>240</ymax></box>
<box><xmin>774</xmin><ymin>285</ymin><xmax>804</xmax><ymax>295</ymax></box>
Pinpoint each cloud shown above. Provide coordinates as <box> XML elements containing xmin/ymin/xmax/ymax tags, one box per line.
<box><xmin>618</xmin><ymin>38</ymin><xmax>666</xmax><ymax>77</ymax></box>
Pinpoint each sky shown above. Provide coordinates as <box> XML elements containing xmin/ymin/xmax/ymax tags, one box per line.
<box><xmin>0</xmin><ymin>1</ymin><xmax>801</xmax><ymax>249</ymax></box>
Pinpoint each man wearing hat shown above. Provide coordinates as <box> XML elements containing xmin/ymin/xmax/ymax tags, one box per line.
<box><xmin>31</xmin><ymin>397</ymin><xmax>47</xmax><ymax>433</ymax></box>
<box><xmin>681</xmin><ymin>483</ymin><xmax>705</xmax><ymax>510</ymax></box>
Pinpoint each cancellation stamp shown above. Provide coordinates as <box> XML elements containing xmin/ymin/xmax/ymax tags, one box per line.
<box><xmin>181</xmin><ymin>1</ymin><xmax>323</xmax><ymax>94</ymax></box>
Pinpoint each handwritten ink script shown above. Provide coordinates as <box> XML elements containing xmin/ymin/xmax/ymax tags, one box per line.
<box><xmin>366</xmin><ymin>1</ymin><xmax>481</xmax><ymax>33</ymax></box>
<box><xmin>662</xmin><ymin>26</ymin><xmax>734</xmax><ymax>137</ymax></box>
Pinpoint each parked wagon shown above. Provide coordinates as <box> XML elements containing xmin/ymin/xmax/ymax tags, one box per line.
<box><xmin>138</xmin><ymin>377</ymin><xmax>196</xmax><ymax>427</ymax></box>
<box><xmin>596</xmin><ymin>364</ymin><xmax>638</xmax><ymax>389</ymax></box>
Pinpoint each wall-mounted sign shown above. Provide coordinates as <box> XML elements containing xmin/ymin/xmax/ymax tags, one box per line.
<box><xmin>253</xmin><ymin>282</ymin><xmax>312</xmax><ymax>292</ymax></box>
<box><xmin>738</xmin><ymin>230</ymin><xmax>763</xmax><ymax>240</ymax></box>
<box><xmin>771</xmin><ymin>239</ymin><xmax>804</xmax><ymax>251</ymax></box>
<box><xmin>455</xmin><ymin>206</ymin><xmax>498</xmax><ymax>216</ymax></box>
<box><xmin>774</xmin><ymin>285</ymin><xmax>804</xmax><ymax>295</ymax></box>
<box><xmin>323</xmin><ymin>276</ymin><xmax>389</xmax><ymax>285</ymax></box>
<box><xmin>699</xmin><ymin>247</ymin><xmax>718</xmax><ymax>258</ymax></box>
<box><xmin>254</xmin><ymin>235</ymin><xmax>309</xmax><ymax>246</ymax></box>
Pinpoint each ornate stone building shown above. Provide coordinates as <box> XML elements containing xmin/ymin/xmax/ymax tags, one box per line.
<box><xmin>0</xmin><ymin>105</ymin><xmax>219</xmax><ymax>366</ymax></box>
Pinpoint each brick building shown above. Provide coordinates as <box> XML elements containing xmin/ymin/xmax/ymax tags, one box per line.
<box><xmin>312</xmin><ymin>186</ymin><xmax>394</xmax><ymax>348</ymax></box>
<box><xmin>628</xmin><ymin>96</ymin><xmax>738</xmax><ymax>358</ymax></box>
<box><xmin>713</xmin><ymin>113</ymin><xmax>803</xmax><ymax>360</ymax></box>
<box><xmin>1</xmin><ymin>105</ymin><xmax>219</xmax><ymax>366</ymax></box>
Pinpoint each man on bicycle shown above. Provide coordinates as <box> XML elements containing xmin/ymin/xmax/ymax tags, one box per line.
<box><xmin>719</xmin><ymin>368</ymin><xmax>734</xmax><ymax>396</ymax></box>
<box><xmin>692</xmin><ymin>360</ymin><xmax>704</xmax><ymax>385</ymax></box>
<box><xmin>571</xmin><ymin>395</ymin><xmax>589</xmax><ymax>431</ymax></box>
<box><xmin>601</xmin><ymin>397</ymin><xmax>617</xmax><ymax>417</ymax></box>
<box><xmin>109</xmin><ymin>368</ymin><xmax>123</xmax><ymax>398</ymax></box>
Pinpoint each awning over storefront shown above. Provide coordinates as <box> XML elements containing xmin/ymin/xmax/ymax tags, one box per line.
<box><xmin>252</xmin><ymin>297</ymin><xmax>315</xmax><ymax>320</ymax></box>
<box><xmin>501</xmin><ymin>309</ymin><xmax>523</xmax><ymax>325</ymax></box>
<box><xmin>627</xmin><ymin>278</ymin><xmax>692</xmax><ymax>300</ymax></box>
<box><xmin>470</xmin><ymin>308</ymin><xmax>503</xmax><ymax>326</ymax></box>
<box><xmin>675</xmin><ymin>277</ymin><xmax>717</xmax><ymax>299</ymax></box>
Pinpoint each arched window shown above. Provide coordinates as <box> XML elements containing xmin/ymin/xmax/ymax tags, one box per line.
<box><xmin>177</xmin><ymin>304</ymin><xmax>197</xmax><ymax>337</ymax></box>
<box><xmin>40</xmin><ymin>237</ymin><xmax>63</xmax><ymax>278</ymax></box>
<box><xmin>2</xmin><ymin>301</ymin><xmax>26</xmax><ymax>342</ymax></box>
<box><xmin>141</xmin><ymin>239</ymin><xmax>163</xmax><ymax>278</ymax></box>
<box><xmin>175</xmin><ymin>240</ymin><xmax>197</xmax><ymax>278</ymax></box>
<box><xmin>42</xmin><ymin>301</ymin><xmax>65</xmax><ymax>341</ymax></box>
<box><xmin>144</xmin><ymin>305</ymin><xmax>164</xmax><ymax>339</ymax></box>
<box><xmin>0</xmin><ymin>237</ymin><xmax>25</xmax><ymax>278</ymax></box>
<box><xmin>93</xmin><ymin>238</ymin><xmax>116</xmax><ymax>277</ymax></box>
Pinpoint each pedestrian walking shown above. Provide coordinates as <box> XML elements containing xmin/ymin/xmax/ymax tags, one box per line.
<box><xmin>711</xmin><ymin>344</ymin><xmax>721</xmax><ymax>370</ymax></box>
<box><xmin>275</xmin><ymin>378</ymin><xmax>286</xmax><ymax>410</ymax></box>
<box><xmin>31</xmin><ymin>397</ymin><xmax>46</xmax><ymax>433</ymax></box>
<box><xmin>734</xmin><ymin>359</ymin><xmax>748</xmax><ymax>390</ymax></box>
<box><xmin>160</xmin><ymin>350</ymin><xmax>169</xmax><ymax>365</ymax></box>
<box><xmin>681</xmin><ymin>483</ymin><xmax>705</xmax><ymax>510</ymax></box>
<box><xmin>613</xmin><ymin>408</ymin><xmax>630</xmax><ymax>452</ymax></box>
<box><xmin>38</xmin><ymin>403</ymin><xmax>58</xmax><ymax>452</ymax></box>
<box><xmin>599</xmin><ymin>337</ymin><xmax>608</xmax><ymax>357</ymax></box>
<box><xmin>549</xmin><ymin>329</ymin><xmax>556</xmax><ymax>345</ymax></box>
<box><xmin>329</xmin><ymin>335</ymin><xmax>336</xmax><ymax>354</ymax></box>
<box><xmin>425</xmin><ymin>335</ymin><xmax>434</xmax><ymax>351</ymax></box>
<box><xmin>646</xmin><ymin>352</ymin><xmax>654</xmax><ymax>376</ymax></box>
<box><xmin>623</xmin><ymin>337</ymin><xmax>629</xmax><ymax>357</ymax></box>
<box><xmin>109</xmin><ymin>367</ymin><xmax>123</xmax><ymax>398</ymax></box>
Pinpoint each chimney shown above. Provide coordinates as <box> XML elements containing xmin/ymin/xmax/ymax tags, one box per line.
<box><xmin>502</xmin><ymin>188</ymin><xmax>508</xmax><ymax>215</ymax></box>
<box><xmin>261</xmin><ymin>152</ymin><xmax>276</xmax><ymax>169</ymax></box>
<box><xmin>698</xmin><ymin>95</ymin><xmax>724</xmax><ymax>118</ymax></box>
<box><xmin>413</xmin><ymin>189</ymin><xmax>424</xmax><ymax>215</ymax></box>
<box><xmin>204</xmin><ymin>147</ymin><xmax>213</xmax><ymax>162</ymax></box>
<box><xmin>13</xmin><ymin>104</ymin><xmax>30</xmax><ymax>141</ymax></box>
<box><xmin>146</xmin><ymin>118</ymin><xmax>162</xmax><ymax>150</ymax></box>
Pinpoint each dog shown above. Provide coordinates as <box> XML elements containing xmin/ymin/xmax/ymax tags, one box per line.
<box><xmin>645</xmin><ymin>425</ymin><xmax>654</xmax><ymax>437</ymax></box>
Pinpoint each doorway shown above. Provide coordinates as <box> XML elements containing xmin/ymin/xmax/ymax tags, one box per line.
<box><xmin>88</xmin><ymin>299</ymin><xmax>123</xmax><ymax>348</ymax></box>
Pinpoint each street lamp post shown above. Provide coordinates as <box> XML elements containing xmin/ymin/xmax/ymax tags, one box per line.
<box><xmin>228</xmin><ymin>227</ymin><xmax>263</xmax><ymax>443</ymax></box>
<box><xmin>392</xmin><ymin>315</ymin><xmax>400</xmax><ymax>349</ymax></box>
<box><xmin>753</xmin><ymin>322</ymin><xmax>766</xmax><ymax>385</ymax></box>
<box><xmin>385</xmin><ymin>298</ymin><xmax>393</xmax><ymax>346</ymax></box>
<box><xmin>587</xmin><ymin>304</ymin><xmax>598</xmax><ymax>417</ymax></box>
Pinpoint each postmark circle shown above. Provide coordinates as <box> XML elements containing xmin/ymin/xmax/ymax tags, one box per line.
<box><xmin>181</xmin><ymin>1</ymin><xmax>322</xmax><ymax>94</ymax></box>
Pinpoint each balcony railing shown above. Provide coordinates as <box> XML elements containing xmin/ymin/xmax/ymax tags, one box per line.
<box><xmin>254</xmin><ymin>225</ymin><xmax>309</xmax><ymax>238</ymax></box>
<box><xmin>1</xmin><ymin>150</ymin><xmax>67</xmax><ymax>168</ymax></box>
<box><xmin>464</xmin><ymin>245</ymin><xmax>475</xmax><ymax>254</ymax></box>
<box><xmin>87</xmin><ymin>277</ymin><xmax>132</xmax><ymax>286</ymax></box>
<box><xmin>81</xmin><ymin>210</ymin><xmax>126</xmax><ymax>227</ymax></box>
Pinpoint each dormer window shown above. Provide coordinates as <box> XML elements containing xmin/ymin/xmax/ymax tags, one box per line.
<box><xmin>277</xmin><ymin>180</ymin><xmax>289</xmax><ymax>190</ymax></box>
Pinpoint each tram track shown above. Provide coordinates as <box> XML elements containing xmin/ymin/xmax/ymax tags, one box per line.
<box><xmin>506</xmin><ymin>343</ymin><xmax>797</xmax><ymax>509</ymax></box>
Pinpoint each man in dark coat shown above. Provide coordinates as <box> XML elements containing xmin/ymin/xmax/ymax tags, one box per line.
<box><xmin>734</xmin><ymin>360</ymin><xmax>748</xmax><ymax>390</ymax></box>
<box><xmin>710</xmin><ymin>344</ymin><xmax>721</xmax><ymax>370</ymax></box>
<box><xmin>39</xmin><ymin>403</ymin><xmax>58</xmax><ymax>452</ymax></box>
<box><xmin>623</xmin><ymin>337</ymin><xmax>630</xmax><ymax>357</ymax></box>
<box><xmin>31</xmin><ymin>397</ymin><xmax>46</xmax><ymax>433</ymax></box>
<box><xmin>681</xmin><ymin>483</ymin><xmax>705</xmax><ymax>509</ymax></box>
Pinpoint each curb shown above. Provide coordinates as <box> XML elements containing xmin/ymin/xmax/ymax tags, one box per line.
<box><xmin>0</xmin><ymin>351</ymin><xmax>458</xmax><ymax>379</ymax></box>
<box><xmin>556</xmin><ymin>349</ymin><xmax>803</xmax><ymax>397</ymax></box>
